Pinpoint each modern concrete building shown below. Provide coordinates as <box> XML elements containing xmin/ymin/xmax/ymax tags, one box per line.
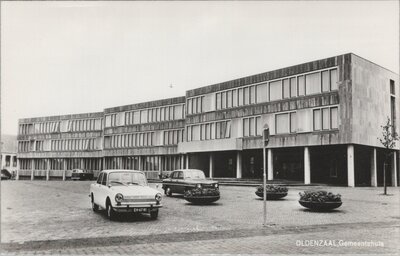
<box><xmin>1</xmin><ymin>135</ymin><xmax>18</xmax><ymax>175</ymax></box>
<box><xmin>16</xmin><ymin>53</ymin><xmax>399</xmax><ymax>186</ymax></box>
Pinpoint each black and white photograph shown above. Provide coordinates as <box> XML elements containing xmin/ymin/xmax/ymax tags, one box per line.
<box><xmin>1</xmin><ymin>1</ymin><xmax>399</xmax><ymax>255</ymax></box>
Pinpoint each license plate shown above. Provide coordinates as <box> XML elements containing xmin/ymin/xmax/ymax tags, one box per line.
<box><xmin>133</xmin><ymin>208</ymin><xmax>147</xmax><ymax>213</ymax></box>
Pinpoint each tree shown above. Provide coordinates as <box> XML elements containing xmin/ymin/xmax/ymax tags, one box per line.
<box><xmin>378</xmin><ymin>117</ymin><xmax>399</xmax><ymax>195</ymax></box>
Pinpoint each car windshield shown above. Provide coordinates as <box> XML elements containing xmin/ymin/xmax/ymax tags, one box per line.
<box><xmin>185</xmin><ymin>170</ymin><xmax>206</xmax><ymax>179</ymax></box>
<box><xmin>108</xmin><ymin>172</ymin><xmax>148</xmax><ymax>186</ymax></box>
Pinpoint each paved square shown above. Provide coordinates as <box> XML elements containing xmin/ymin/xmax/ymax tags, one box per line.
<box><xmin>1</xmin><ymin>180</ymin><xmax>399</xmax><ymax>254</ymax></box>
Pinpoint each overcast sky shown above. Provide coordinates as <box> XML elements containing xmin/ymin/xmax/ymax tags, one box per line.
<box><xmin>1</xmin><ymin>1</ymin><xmax>399</xmax><ymax>135</ymax></box>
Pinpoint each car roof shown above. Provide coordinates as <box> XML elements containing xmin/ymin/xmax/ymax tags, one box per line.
<box><xmin>172</xmin><ymin>169</ymin><xmax>204</xmax><ymax>173</ymax></box>
<box><xmin>100</xmin><ymin>169</ymin><xmax>143</xmax><ymax>174</ymax></box>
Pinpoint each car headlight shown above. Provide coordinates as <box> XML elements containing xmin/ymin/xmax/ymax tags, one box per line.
<box><xmin>155</xmin><ymin>193</ymin><xmax>162</xmax><ymax>203</ymax></box>
<box><xmin>214</xmin><ymin>183</ymin><xmax>219</xmax><ymax>188</ymax></box>
<box><xmin>115</xmin><ymin>193</ymin><xmax>124</xmax><ymax>203</ymax></box>
<box><xmin>196</xmin><ymin>184</ymin><xmax>202</xmax><ymax>189</ymax></box>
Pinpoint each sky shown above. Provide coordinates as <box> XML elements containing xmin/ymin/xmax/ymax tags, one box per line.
<box><xmin>1</xmin><ymin>1</ymin><xmax>399</xmax><ymax>136</ymax></box>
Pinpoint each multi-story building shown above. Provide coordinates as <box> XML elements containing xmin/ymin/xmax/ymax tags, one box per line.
<box><xmin>17</xmin><ymin>112</ymin><xmax>104</xmax><ymax>179</ymax></box>
<box><xmin>16</xmin><ymin>53</ymin><xmax>399</xmax><ymax>187</ymax></box>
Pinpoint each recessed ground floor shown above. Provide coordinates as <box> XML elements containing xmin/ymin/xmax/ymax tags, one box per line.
<box><xmin>16</xmin><ymin>144</ymin><xmax>399</xmax><ymax>187</ymax></box>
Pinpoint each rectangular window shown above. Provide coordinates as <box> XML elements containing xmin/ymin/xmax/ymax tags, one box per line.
<box><xmin>187</xmin><ymin>99</ymin><xmax>192</xmax><ymax>114</ymax></box>
<box><xmin>305</xmin><ymin>72</ymin><xmax>321</xmax><ymax>95</ymax></box>
<box><xmin>227</xmin><ymin>90</ymin><xmax>232</xmax><ymax>108</ymax></box>
<box><xmin>269</xmin><ymin>80</ymin><xmax>282</xmax><ymax>101</ymax></box>
<box><xmin>205</xmin><ymin>123</ymin><xmax>210</xmax><ymax>140</ymax></box>
<box><xmin>249</xmin><ymin>117</ymin><xmax>255</xmax><ymax>136</ymax></box>
<box><xmin>165</xmin><ymin>107</ymin><xmax>170</xmax><ymax>121</ymax></box>
<box><xmin>175</xmin><ymin>105</ymin><xmax>183</xmax><ymax>119</ymax></box>
<box><xmin>290</xmin><ymin>77</ymin><xmax>297</xmax><ymax>97</ymax></box>
<box><xmin>331</xmin><ymin>107</ymin><xmax>338</xmax><ymax>129</ymax></box>
<box><xmin>256</xmin><ymin>116</ymin><xmax>261</xmax><ymax>136</ymax></box>
<box><xmin>105</xmin><ymin>115</ymin><xmax>112</xmax><ymax>127</ymax></box>
<box><xmin>330</xmin><ymin>69</ymin><xmax>338</xmax><ymax>90</ymax></box>
<box><xmin>298</xmin><ymin>76</ymin><xmax>305</xmax><ymax>96</ymax></box>
<box><xmin>290</xmin><ymin>112</ymin><xmax>296</xmax><ymax>133</ymax></box>
<box><xmin>276</xmin><ymin>113</ymin><xmax>289</xmax><ymax>134</ymax></box>
<box><xmin>210</xmin><ymin>123</ymin><xmax>215</xmax><ymax>139</ymax></box>
<box><xmin>250</xmin><ymin>86</ymin><xmax>256</xmax><ymax>104</ymax></box>
<box><xmin>322</xmin><ymin>70</ymin><xmax>330</xmax><ymax>92</ymax></box>
<box><xmin>197</xmin><ymin>97</ymin><xmax>202</xmax><ymax>113</ymax></box>
<box><xmin>390</xmin><ymin>80</ymin><xmax>395</xmax><ymax>95</ymax></box>
<box><xmin>238</xmin><ymin>88</ymin><xmax>244</xmax><ymax>106</ymax></box>
<box><xmin>140</xmin><ymin>110</ymin><xmax>148</xmax><ymax>123</ymax></box>
<box><xmin>192</xmin><ymin>125</ymin><xmax>200</xmax><ymax>141</ymax></box>
<box><xmin>322</xmin><ymin>108</ymin><xmax>330</xmax><ymax>130</ymax></box>
<box><xmin>232</xmin><ymin>90</ymin><xmax>238</xmax><ymax>107</ymax></box>
<box><xmin>244</xmin><ymin>87</ymin><xmax>250</xmax><ymax>105</ymax></box>
<box><xmin>221</xmin><ymin>92</ymin><xmax>226</xmax><ymax>109</ymax></box>
<box><xmin>133</xmin><ymin>111</ymin><xmax>140</xmax><ymax>124</ymax></box>
<box><xmin>187</xmin><ymin>126</ymin><xmax>192</xmax><ymax>142</ymax></box>
<box><xmin>192</xmin><ymin>98</ymin><xmax>197</xmax><ymax>114</ymax></box>
<box><xmin>283</xmin><ymin>79</ymin><xmax>290</xmax><ymax>99</ymax></box>
<box><xmin>201</xmin><ymin>124</ymin><xmax>206</xmax><ymax>140</ymax></box>
<box><xmin>257</xmin><ymin>83</ymin><xmax>268</xmax><ymax>103</ymax></box>
<box><xmin>216</xmin><ymin>93</ymin><xmax>221</xmax><ymax>110</ymax></box>
<box><xmin>313</xmin><ymin>109</ymin><xmax>321</xmax><ymax>131</ymax></box>
<box><xmin>243</xmin><ymin>118</ymin><xmax>249</xmax><ymax>137</ymax></box>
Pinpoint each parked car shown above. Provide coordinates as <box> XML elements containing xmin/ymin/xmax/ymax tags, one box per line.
<box><xmin>162</xmin><ymin>169</ymin><xmax>220</xmax><ymax>203</ymax></box>
<box><xmin>1</xmin><ymin>169</ymin><xmax>12</xmax><ymax>180</ymax></box>
<box><xmin>89</xmin><ymin>170</ymin><xmax>162</xmax><ymax>220</ymax></box>
<box><xmin>71</xmin><ymin>169</ymin><xmax>94</xmax><ymax>181</ymax></box>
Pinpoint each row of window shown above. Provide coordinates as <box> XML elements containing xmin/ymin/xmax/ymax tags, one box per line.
<box><xmin>313</xmin><ymin>107</ymin><xmax>339</xmax><ymax>131</ymax></box>
<box><xmin>18</xmin><ymin>138</ymin><xmax>101</xmax><ymax>152</ymax></box>
<box><xmin>104</xmin><ymin>155</ymin><xmax>183</xmax><ymax>171</ymax></box>
<box><xmin>215</xmin><ymin>68</ymin><xmax>338</xmax><ymax>110</ymax></box>
<box><xmin>105</xmin><ymin>104</ymin><xmax>185</xmax><ymax>128</ymax></box>
<box><xmin>187</xmin><ymin>96</ymin><xmax>205</xmax><ymax>115</ymax></box>
<box><xmin>104</xmin><ymin>132</ymin><xmax>156</xmax><ymax>149</ymax></box>
<box><xmin>19</xmin><ymin>119</ymin><xmax>103</xmax><ymax>135</ymax></box>
<box><xmin>1</xmin><ymin>155</ymin><xmax>17</xmax><ymax>167</ymax></box>
<box><xmin>51</xmin><ymin>139</ymin><xmax>100</xmax><ymax>151</ymax></box>
<box><xmin>19</xmin><ymin>158</ymin><xmax>101</xmax><ymax>170</ymax></box>
<box><xmin>163</xmin><ymin>130</ymin><xmax>184</xmax><ymax>145</ymax></box>
<box><xmin>187</xmin><ymin>120</ymin><xmax>231</xmax><ymax>141</ymax></box>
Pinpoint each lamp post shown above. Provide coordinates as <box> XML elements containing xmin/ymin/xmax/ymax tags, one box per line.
<box><xmin>262</xmin><ymin>125</ymin><xmax>270</xmax><ymax>226</ymax></box>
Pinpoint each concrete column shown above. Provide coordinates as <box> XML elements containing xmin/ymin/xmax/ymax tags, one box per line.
<box><xmin>185</xmin><ymin>154</ymin><xmax>189</xmax><ymax>169</ymax></box>
<box><xmin>63</xmin><ymin>160</ymin><xmax>67</xmax><ymax>181</ymax></box>
<box><xmin>209</xmin><ymin>153</ymin><xmax>214</xmax><ymax>178</ymax></box>
<box><xmin>31</xmin><ymin>159</ymin><xmax>35</xmax><ymax>180</ymax></box>
<box><xmin>46</xmin><ymin>159</ymin><xmax>50</xmax><ymax>181</ymax></box>
<box><xmin>391</xmin><ymin>152</ymin><xmax>398</xmax><ymax>187</ymax></box>
<box><xmin>1</xmin><ymin>154</ymin><xmax>5</xmax><ymax>169</ymax></box>
<box><xmin>370</xmin><ymin>148</ymin><xmax>377</xmax><ymax>187</ymax></box>
<box><xmin>304</xmin><ymin>147</ymin><xmax>311</xmax><ymax>185</ymax></box>
<box><xmin>80</xmin><ymin>159</ymin><xmax>84</xmax><ymax>169</ymax></box>
<box><xmin>267</xmin><ymin>149</ymin><xmax>273</xmax><ymax>181</ymax></box>
<box><xmin>158</xmin><ymin>156</ymin><xmax>162</xmax><ymax>177</ymax></box>
<box><xmin>180</xmin><ymin>155</ymin><xmax>185</xmax><ymax>169</ymax></box>
<box><xmin>236</xmin><ymin>151</ymin><xmax>242</xmax><ymax>179</ymax></box>
<box><xmin>138</xmin><ymin>156</ymin><xmax>142</xmax><ymax>171</ymax></box>
<box><xmin>347</xmin><ymin>145</ymin><xmax>355</xmax><ymax>187</ymax></box>
<box><xmin>16</xmin><ymin>158</ymin><xmax>20</xmax><ymax>180</ymax></box>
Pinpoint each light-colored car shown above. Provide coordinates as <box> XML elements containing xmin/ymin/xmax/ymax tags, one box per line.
<box><xmin>89</xmin><ymin>170</ymin><xmax>162</xmax><ymax>220</ymax></box>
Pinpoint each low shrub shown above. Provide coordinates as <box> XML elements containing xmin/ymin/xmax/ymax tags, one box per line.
<box><xmin>256</xmin><ymin>185</ymin><xmax>288</xmax><ymax>193</ymax></box>
<box><xmin>299</xmin><ymin>190</ymin><xmax>341</xmax><ymax>203</ymax></box>
<box><xmin>184</xmin><ymin>188</ymin><xmax>220</xmax><ymax>198</ymax></box>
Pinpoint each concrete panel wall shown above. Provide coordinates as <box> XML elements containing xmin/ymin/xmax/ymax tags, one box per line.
<box><xmin>351</xmin><ymin>54</ymin><xmax>399</xmax><ymax>149</ymax></box>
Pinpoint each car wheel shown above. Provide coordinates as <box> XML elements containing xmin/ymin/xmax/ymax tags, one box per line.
<box><xmin>91</xmin><ymin>195</ymin><xmax>99</xmax><ymax>212</ymax></box>
<box><xmin>165</xmin><ymin>187</ymin><xmax>172</xmax><ymax>196</ymax></box>
<box><xmin>106</xmin><ymin>201</ymin><xmax>116</xmax><ymax>221</ymax></box>
<box><xmin>150</xmin><ymin>209</ymin><xmax>159</xmax><ymax>220</ymax></box>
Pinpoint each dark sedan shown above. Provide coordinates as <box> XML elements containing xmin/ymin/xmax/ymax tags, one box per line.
<box><xmin>162</xmin><ymin>169</ymin><xmax>220</xmax><ymax>203</ymax></box>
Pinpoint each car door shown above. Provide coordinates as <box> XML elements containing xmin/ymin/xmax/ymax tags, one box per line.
<box><xmin>92</xmin><ymin>173</ymin><xmax>103</xmax><ymax>205</ymax></box>
<box><xmin>169</xmin><ymin>171</ymin><xmax>179</xmax><ymax>193</ymax></box>
<box><xmin>97</xmin><ymin>173</ymin><xmax>109</xmax><ymax>208</ymax></box>
<box><xmin>176</xmin><ymin>171</ymin><xmax>185</xmax><ymax>193</ymax></box>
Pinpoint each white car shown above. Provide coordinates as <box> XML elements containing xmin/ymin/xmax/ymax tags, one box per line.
<box><xmin>89</xmin><ymin>170</ymin><xmax>162</xmax><ymax>220</ymax></box>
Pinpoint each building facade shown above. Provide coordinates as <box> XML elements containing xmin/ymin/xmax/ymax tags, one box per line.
<box><xmin>1</xmin><ymin>135</ymin><xmax>18</xmax><ymax>175</ymax></box>
<box><xmin>16</xmin><ymin>53</ymin><xmax>399</xmax><ymax>186</ymax></box>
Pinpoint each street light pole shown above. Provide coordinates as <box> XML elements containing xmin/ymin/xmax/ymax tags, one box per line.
<box><xmin>262</xmin><ymin>125</ymin><xmax>269</xmax><ymax>227</ymax></box>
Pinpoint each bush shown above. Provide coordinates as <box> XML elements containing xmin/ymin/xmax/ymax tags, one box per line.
<box><xmin>184</xmin><ymin>188</ymin><xmax>220</xmax><ymax>198</ymax></box>
<box><xmin>299</xmin><ymin>190</ymin><xmax>341</xmax><ymax>203</ymax></box>
<box><xmin>256</xmin><ymin>185</ymin><xmax>288</xmax><ymax>193</ymax></box>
